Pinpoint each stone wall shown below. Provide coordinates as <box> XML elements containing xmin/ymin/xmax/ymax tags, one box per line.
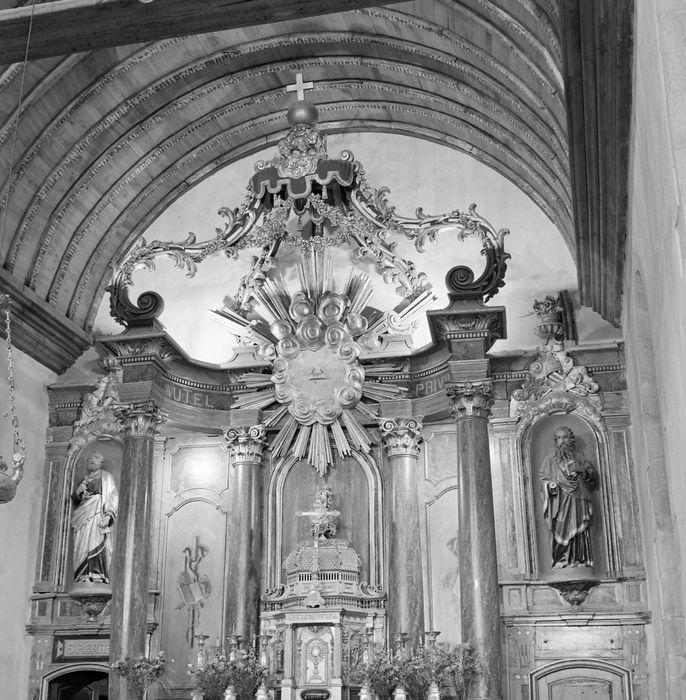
<box><xmin>0</xmin><ymin>348</ymin><xmax>55</xmax><ymax>699</ymax></box>
<box><xmin>624</xmin><ymin>1</ymin><xmax>686</xmax><ymax>696</ymax></box>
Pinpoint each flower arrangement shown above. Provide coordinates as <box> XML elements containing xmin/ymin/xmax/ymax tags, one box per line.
<box><xmin>350</xmin><ymin>643</ymin><xmax>481</xmax><ymax>700</ymax></box>
<box><xmin>188</xmin><ymin>647</ymin><xmax>267</xmax><ymax>700</ymax></box>
<box><xmin>111</xmin><ymin>651</ymin><xmax>167</xmax><ymax>696</ymax></box>
<box><xmin>441</xmin><ymin>643</ymin><xmax>481</xmax><ymax>699</ymax></box>
<box><xmin>349</xmin><ymin>648</ymin><xmax>402</xmax><ymax>700</ymax></box>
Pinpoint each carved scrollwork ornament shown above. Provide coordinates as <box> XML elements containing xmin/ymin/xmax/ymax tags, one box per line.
<box><xmin>106</xmin><ymin>282</ymin><xmax>164</xmax><ymax>328</ymax></box>
<box><xmin>379</xmin><ymin>417</ymin><xmax>424</xmax><ymax>457</ymax></box>
<box><xmin>67</xmin><ymin>372</ymin><xmax>121</xmax><ymax>457</ymax></box>
<box><xmin>223</xmin><ymin>424</ymin><xmax>267</xmax><ymax>464</ymax></box>
<box><xmin>115</xmin><ymin>401</ymin><xmax>167</xmax><ymax>438</ymax></box>
<box><xmin>511</xmin><ymin>341</ymin><xmax>603</xmax><ymax>432</ymax></box>
<box><xmin>446</xmin><ymin>380</ymin><xmax>494</xmax><ymax>419</ymax></box>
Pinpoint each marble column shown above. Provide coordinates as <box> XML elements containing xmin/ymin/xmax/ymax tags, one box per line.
<box><xmin>446</xmin><ymin>381</ymin><xmax>500</xmax><ymax>700</ymax></box>
<box><xmin>223</xmin><ymin>424</ymin><xmax>267</xmax><ymax>641</ymax></box>
<box><xmin>109</xmin><ymin>401</ymin><xmax>166</xmax><ymax>700</ymax></box>
<box><xmin>379</xmin><ymin>417</ymin><xmax>425</xmax><ymax>646</ymax></box>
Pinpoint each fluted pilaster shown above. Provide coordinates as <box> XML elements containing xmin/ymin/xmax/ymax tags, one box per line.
<box><xmin>446</xmin><ymin>381</ymin><xmax>500</xmax><ymax>700</ymax></box>
<box><xmin>110</xmin><ymin>402</ymin><xmax>166</xmax><ymax>700</ymax></box>
<box><xmin>222</xmin><ymin>424</ymin><xmax>267</xmax><ymax>640</ymax></box>
<box><xmin>379</xmin><ymin>417</ymin><xmax>425</xmax><ymax>646</ymax></box>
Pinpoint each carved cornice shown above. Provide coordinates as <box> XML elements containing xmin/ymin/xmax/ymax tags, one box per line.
<box><xmin>427</xmin><ymin>306</ymin><xmax>506</xmax><ymax>352</ymax></box>
<box><xmin>98</xmin><ymin>330</ymin><xmax>177</xmax><ymax>364</ymax></box>
<box><xmin>446</xmin><ymin>379</ymin><xmax>494</xmax><ymax>419</ymax></box>
<box><xmin>223</xmin><ymin>424</ymin><xmax>267</xmax><ymax>465</ymax></box>
<box><xmin>115</xmin><ymin>401</ymin><xmax>167</xmax><ymax>438</ymax></box>
<box><xmin>0</xmin><ymin>269</ymin><xmax>91</xmax><ymax>373</ymax></box>
<box><xmin>379</xmin><ymin>417</ymin><xmax>423</xmax><ymax>458</ymax></box>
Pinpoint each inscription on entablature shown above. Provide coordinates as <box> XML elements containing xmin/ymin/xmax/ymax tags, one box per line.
<box><xmin>162</xmin><ymin>382</ymin><xmax>233</xmax><ymax>410</ymax></box>
<box><xmin>413</xmin><ymin>370</ymin><xmax>448</xmax><ymax>398</ymax></box>
<box><xmin>52</xmin><ymin>636</ymin><xmax>109</xmax><ymax>662</ymax></box>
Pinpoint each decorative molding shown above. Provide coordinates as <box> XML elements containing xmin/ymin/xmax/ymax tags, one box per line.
<box><xmin>107</xmin><ymin>284</ymin><xmax>165</xmax><ymax>328</ymax></box>
<box><xmin>379</xmin><ymin>417</ymin><xmax>423</xmax><ymax>458</ymax></box>
<box><xmin>223</xmin><ymin>424</ymin><xmax>267</xmax><ymax>465</ymax></box>
<box><xmin>548</xmin><ymin>576</ymin><xmax>601</xmax><ymax>607</ymax></box>
<box><xmin>511</xmin><ymin>341</ymin><xmax>603</xmax><ymax>432</ymax></box>
<box><xmin>115</xmin><ymin>401</ymin><xmax>167</xmax><ymax>438</ymax></box>
<box><xmin>428</xmin><ymin>305</ymin><xmax>506</xmax><ymax>351</ymax></box>
<box><xmin>446</xmin><ymin>380</ymin><xmax>494</xmax><ymax>419</ymax></box>
<box><xmin>67</xmin><ymin>373</ymin><xmax>122</xmax><ymax>457</ymax></box>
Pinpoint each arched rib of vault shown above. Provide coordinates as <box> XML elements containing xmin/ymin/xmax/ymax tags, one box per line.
<box><xmin>0</xmin><ymin>1</ymin><xmax>572</xmax><ymax>341</ymax></box>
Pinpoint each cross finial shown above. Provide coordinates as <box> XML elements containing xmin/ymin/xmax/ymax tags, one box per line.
<box><xmin>286</xmin><ymin>73</ymin><xmax>314</xmax><ymax>102</ymax></box>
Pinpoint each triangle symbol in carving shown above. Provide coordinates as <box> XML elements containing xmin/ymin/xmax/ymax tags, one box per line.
<box><xmin>308</xmin><ymin>367</ymin><xmax>327</xmax><ymax>382</ymax></box>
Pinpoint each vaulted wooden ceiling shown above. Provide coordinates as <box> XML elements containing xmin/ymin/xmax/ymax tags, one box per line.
<box><xmin>0</xmin><ymin>0</ymin><xmax>633</xmax><ymax>372</ymax></box>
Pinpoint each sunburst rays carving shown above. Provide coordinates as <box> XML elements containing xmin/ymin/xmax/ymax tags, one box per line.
<box><xmin>223</xmin><ymin>250</ymin><xmax>407</xmax><ymax>475</ymax></box>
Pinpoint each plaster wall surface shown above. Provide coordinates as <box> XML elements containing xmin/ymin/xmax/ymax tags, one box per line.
<box><xmin>0</xmin><ymin>347</ymin><xmax>55</xmax><ymax>699</ymax></box>
<box><xmin>625</xmin><ymin>1</ymin><xmax>686</xmax><ymax>696</ymax></box>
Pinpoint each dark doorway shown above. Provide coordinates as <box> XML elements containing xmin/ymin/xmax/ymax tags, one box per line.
<box><xmin>47</xmin><ymin>670</ymin><xmax>108</xmax><ymax>700</ymax></box>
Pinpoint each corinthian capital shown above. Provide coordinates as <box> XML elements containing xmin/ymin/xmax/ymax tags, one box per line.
<box><xmin>115</xmin><ymin>401</ymin><xmax>167</xmax><ymax>437</ymax></box>
<box><xmin>446</xmin><ymin>380</ymin><xmax>494</xmax><ymax>419</ymax></box>
<box><xmin>379</xmin><ymin>417</ymin><xmax>423</xmax><ymax>458</ymax></box>
<box><xmin>224</xmin><ymin>424</ymin><xmax>267</xmax><ymax>465</ymax></box>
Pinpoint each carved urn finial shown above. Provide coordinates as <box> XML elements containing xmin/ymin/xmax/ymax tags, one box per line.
<box><xmin>533</xmin><ymin>294</ymin><xmax>565</xmax><ymax>341</ymax></box>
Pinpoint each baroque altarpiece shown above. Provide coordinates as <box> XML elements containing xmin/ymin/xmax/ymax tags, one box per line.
<box><xmin>26</xmin><ymin>94</ymin><xmax>647</xmax><ymax>700</ymax></box>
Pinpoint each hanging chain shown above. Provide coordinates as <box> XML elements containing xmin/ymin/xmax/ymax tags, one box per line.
<box><xmin>1</xmin><ymin>295</ymin><xmax>25</xmax><ymax>463</ymax></box>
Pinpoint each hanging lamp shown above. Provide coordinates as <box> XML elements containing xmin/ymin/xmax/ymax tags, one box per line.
<box><xmin>0</xmin><ymin>295</ymin><xmax>26</xmax><ymax>503</ymax></box>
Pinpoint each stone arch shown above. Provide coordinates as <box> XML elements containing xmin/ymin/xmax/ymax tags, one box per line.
<box><xmin>40</xmin><ymin>663</ymin><xmax>109</xmax><ymax>700</ymax></box>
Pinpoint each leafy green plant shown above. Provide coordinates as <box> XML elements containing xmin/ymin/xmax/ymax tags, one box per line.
<box><xmin>188</xmin><ymin>647</ymin><xmax>267</xmax><ymax>700</ymax></box>
<box><xmin>111</xmin><ymin>651</ymin><xmax>167</xmax><ymax>696</ymax></box>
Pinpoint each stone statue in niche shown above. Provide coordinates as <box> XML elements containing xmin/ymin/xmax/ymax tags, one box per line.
<box><xmin>540</xmin><ymin>426</ymin><xmax>597</xmax><ymax>569</ymax></box>
<box><xmin>71</xmin><ymin>452</ymin><xmax>119</xmax><ymax>583</ymax></box>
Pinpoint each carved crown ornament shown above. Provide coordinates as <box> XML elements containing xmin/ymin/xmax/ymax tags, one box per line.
<box><xmin>104</xmin><ymin>74</ymin><xmax>511</xmax><ymax>475</ymax></box>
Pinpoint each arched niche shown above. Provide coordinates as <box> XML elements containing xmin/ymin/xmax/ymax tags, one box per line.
<box><xmin>530</xmin><ymin>659</ymin><xmax>632</xmax><ymax>699</ymax></box>
<box><xmin>266</xmin><ymin>450</ymin><xmax>383</xmax><ymax>591</ymax></box>
<box><xmin>62</xmin><ymin>438</ymin><xmax>124</xmax><ymax>591</ymax></box>
<box><xmin>425</xmin><ymin>485</ymin><xmax>461</xmax><ymax>644</ymax></box>
<box><xmin>518</xmin><ymin>408</ymin><xmax>619</xmax><ymax>579</ymax></box>
<box><xmin>157</xmin><ymin>437</ymin><xmax>230</xmax><ymax>688</ymax></box>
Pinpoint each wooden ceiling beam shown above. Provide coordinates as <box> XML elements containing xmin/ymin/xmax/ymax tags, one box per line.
<box><xmin>0</xmin><ymin>0</ymin><xmax>395</xmax><ymax>64</ymax></box>
<box><xmin>560</xmin><ymin>0</ymin><xmax>634</xmax><ymax>326</ymax></box>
